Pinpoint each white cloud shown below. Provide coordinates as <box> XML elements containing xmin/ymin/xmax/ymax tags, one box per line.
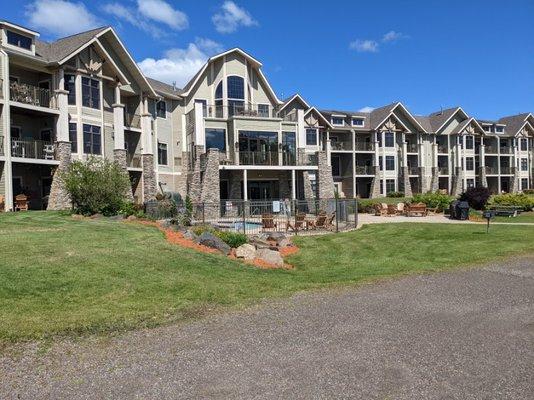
<box><xmin>138</xmin><ymin>38</ymin><xmax>224</xmax><ymax>86</ymax></box>
<box><xmin>103</xmin><ymin>2</ymin><xmax>163</xmax><ymax>37</ymax></box>
<box><xmin>25</xmin><ymin>0</ymin><xmax>101</xmax><ymax>37</ymax></box>
<box><xmin>349</xmin><ymin>40</ymin><xmax>379</xmax><ymax>53</ymax></box>
<box><xmin>212</xmin><ymin>1</ymin><xmax>258</xmax><ymax>34</ymax></box>
<box><xmin>382</xmin><ymin>30</ymin><xmax>408</xmax><ymax>43</ymax></box>
<box><xmin>137</xmin><ymin>0</ymin><xmax>188</xmax><ymax>31</ymax></box>
<box><xmin>358</xmin><ymin>106</ymin><xmax>375</xmax><ymax>113</ymax></box>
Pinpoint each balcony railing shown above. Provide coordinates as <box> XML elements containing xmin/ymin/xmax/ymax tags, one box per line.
<box><xmin>331</xmin><ymin>141</ymin><xmax>352</xmax><ymax>151</ymax></box>
<box><xmin>354</xmin><ymin>165</ymin><xmax>373</xmax><ymax>175</ymax></box>
<box><xmin>11</xmin><ymin>138</ymin><xmax>56</xmax><ymax>160</ymax></box>
<box><xmin>408</xmin><ymin>166</ymin><xmax>420</xmax><ymax>175</ymax></box>
<box><xmin>406</xmin><ymin>143</ymin><xmax>418</xmax><ymax>153</ymax></box>
<box><xmin>124</xmin><ymin>112</ymin><xmax>141</xmax><ymax>129</ymax></box>
<box><xmin>10</xmin><ymin>82</ymin><xmax>57</xmax><ymax>109</ymax></box>
<box><xmin>500</xmin><ymin>166</ymin><xmax>512</xmax><ymax>174</ymax></box>
<box><xmin>485</xmin><ymin>166</ymin><xmax>498</xmax><ymax>174</ymax></box>
<box><xmin>127</xmin><ymin>153</ymin><xmax>142</xmax><ymax>168</ymax></box>
<box><xmin>355</xmin><ymin>141</ymin><xmax>374</xmax><ymax>151</ymax></box>
<box><xmin>438</xmin><ymin>167</ymin><xmax>449</xmax><ymax>175</ymax></box>
<box><xmin>500</xmin><ymin>146</ymin><xmax>513</xmax><ymax>154</ymax></box>
<box><xmin>437</xmin><ymin>144</ymin><xmax>448</xmax><ymax>153</ymax></box>
<box><xmin>239</xmin><ymin>151</ymin><xmax>279</xmax><ymax>166</ymax></box>
<box><xmin>485</xmin><ymin>145</ymin><xmax>498</xmax><ymax>154</ymax></box>
<box><xmin>206</xmin><ymin>104</ymin><xmax>277</xmax><ymax>119</ymax></box>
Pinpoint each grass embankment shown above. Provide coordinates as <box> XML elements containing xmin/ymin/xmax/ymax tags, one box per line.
<box><xmin>0</xmin><ymin>211</ymin><xmax>532</xmax><ymax>342</ymax></box>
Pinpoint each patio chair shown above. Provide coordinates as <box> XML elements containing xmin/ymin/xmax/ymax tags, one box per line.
<box><xmin>324</xmin><ymin>212</ymin><xmax>336</xmax><ymax>230</ymax></box>
<box><xmin>43</xmin><ymin>144</ymin><xmax>55</xmax><ymax>160</ymax></box>
<box><xmin>286</xmin><ymin>212</ymin><xmax>306</xmax><ymax>232</ymax></box>
<box><xmin>261</xmin><ymin>214</ymin><xmax>277</xmax><ymax>231</ymax></box>
<box><xmin>374</xmin><ymin>203</ymin><xmax>388</xmax><ymax>216</ymax></box>
<box><xmin>406</xmin><ymin>202</ymin><xmax>427</xmax><ymax>217</ymax></box>
<box><xmin>309</xmin><ymin>211</ymin><xmax>327</xmax><ymax>229</ymax></box>
<box><xmin>397</xmin><ymin>202</ymin><xmax>405</xmax><ymax>216</ymax></box>
<box><xmin>387</xmin><ymin>204</ymin><xmax>398</xmax><ymax>216</ymax></box>
<box><xmin>14</xmin><ymin>194</ymin><xmax>29</xmax><ymax>211</ymax></box>
<box><xmin>0</xmin><ymin>195</ymin><xmax>4</xmax><ymax>211</ymax></box>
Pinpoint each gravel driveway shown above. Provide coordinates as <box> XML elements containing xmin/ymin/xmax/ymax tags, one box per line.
<box><xmin>2</xmin><ymin>256</ymin><xmax>534</xmax><ymax>399</ymax></box>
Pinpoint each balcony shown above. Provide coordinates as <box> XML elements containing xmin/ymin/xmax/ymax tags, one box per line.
<box><xmin>331</xmin><ymin>141</ymin><xmax>352</xmax><ymax>151</ymax></box>
<box><xmin>438</xmin><ymin>167</ymin><xmax>449</xmax><ymax>175</ymax></box>
<box><xmin>124</xmin><ymin>112</ymin><xmax>141</xmax><ymax>129</ymax></box>
<box><xmin>500</xmin><ymin>146</ymin><xmax>513</xmax><ymax>154</ymax></box>
<box><xmin>206</xmin><ymin>103</ymin><xmax>277</xmax><ymax>119</ymax></box>
<box><xmin>406</xmin><ymin>143</ymin><xmax>418</xmax><ymax>153</ymax></box>
<box><xmin>408</xmin><ymin>166</ymin><xmax>420</xmax><ymax>175</ymax></box>
<box><xmin>437</xmin><ymin>144</ymin><xmax>448</xmax><ymax>153</ymax></box>
<box><xmin>11</xmin><ymin>138</ymin><xmax>56</xmax><ymax>160</ymax></box>
<box><xmin>500</xmin><ymin>166</ymin><xmax>512</xmax><ymax>174</ymax></box>
<box><xmin>485</xmin><ymin>145</ymin><xmax>498</xmax><ymax>154</ymax></box>
<box><xmin>354</xmin><ymin>165</ymin><xmax>373</xmax><ymax>175</ymax></box>
<box><xmin>0</xmin><ymin>136</ymin><xmax>3</xmax><ymax>155</ymax></box>
<box><xmin>354</xmin><ymin>141</ymin><xmax>375</xmax><ymax>151</ymax></box>
<box><xmin>485</xmin><ymin>166</ymin><xmax>498</xmax><ymax>174</ymax></box>
<box><xmin>239</xmin><ymin>151</ymin><xmax>279</xmax><ymax>166</ymax></box>
<box><xmin>127</xmin><ymin>153</ymin><xmax>142</xmax><ymax>168</ymax></box>
<box><xmin>10</xmin><ymin>82</ymin><xmax>57</xmax><ymax>109</ymax></box>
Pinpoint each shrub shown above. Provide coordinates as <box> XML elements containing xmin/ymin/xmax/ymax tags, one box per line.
<box><xmin>523</xmin><ymin>189</ymin><xmax>534</xmax><ymax>195</ymax></box>
<box><xmin>412</xmin><ymin>191</ymin><xmax>454</xmax><ymax>211</ymax></box>
<box><xmin>119</xmin><ymin>202</ymin><xmax>145</xmax><ymax>218</ymax></box>
<box><xmin>387</xmin><ymin>191</ymin><xmax>405</xmax><ymax>198</ymax></box>
<box><xmin>62</xmin><ymin>157</ymin><xmax>131</xmax><ymax>216</ymax></box>
<box><xmin>489</xmin><ymin>193</ymin><xmax>534</xmax><ymax>211</ymax></box>
<box><xmin>190</xmin><ymin>224</ymin><xmax>247</xmax><ymax>248</ymax></box>
<box><xmin>459</xmin><ymin>187</ymin><xmax>491</xmax><ymax>210</ymax></box>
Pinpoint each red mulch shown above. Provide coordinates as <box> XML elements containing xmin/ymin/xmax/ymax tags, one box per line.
<box><xmin>130</xmin><ymin>219</ymin><xmax>298</xmax><ymax>269</ymax></box>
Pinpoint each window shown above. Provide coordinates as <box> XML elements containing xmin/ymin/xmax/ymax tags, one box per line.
<box><xmin>306</xmin><ymin>129</ymin><xmax>318</xmax><ymax>146</ymax></box>
<box><xmin>158</xmin><ymin>142</ymin><xmax>168</xmax><ymax>165</ymax></box>
<box><xmin>466</xmin><ymin>179</ymin><xmax>475</xmax><ymax>189</ymax></box>
<box><xmin>521</xmin><ymin>158</ymin><xmax>528</xmax><ymax>171</ymax></box>
<box><xmin>156</xmin><ymin>100</ymin><xmax>166</xmax><ymax>118</ymax></box>
<box><xmin>332</xmin><ymin>155</ymin><xmax>341</xmax><ymax>177</ymax></box>
<box><xmin>282</xmin><ymin>132</ymin><xmax>296</xmax><ymax>165</ymax></box>
<box><xmin>83</xmin><ymin>124</ymin><xmax>101</xmax><ymax>154</ymax></box>
<box><xmin>351</xmin><ymin>117</ymin><xmax>364</xmax><ymax>127</ymax></box>
<box><xmin>214</xmin><ymin>81</ymin><xmax>224</xmax><ymax>118</ymax></box>
<box><xmin>521</xmin><ymin>178</ymin><xmax>529</xmax><ymax>191</ymax></box>
<box><xmin>227</xmin><ymin>76</ymin><xmax>244</xmax><ymax>99</ymax></box>
<box><xmin>520</xmin><ymin>138</ymin><xmax>528</xmax><ymax>151</ymax></box>
<box><xmin>69</xmin><ymin>123</ymin><xmax>77</xmax><ymax>152</ymax></box>
<box><xmin>6</xmin><ymin>30</ymin><xmax>32</xmax><ymax>50</ymax></box>
<box><xmin>65</xmin><ymin>74</ymin><xmax>76</xmax><ymax>105</ymax></box>
<box><xmin>465</xmin><ymin>157</ymin><xmax>474</xmax><ymax>171</ymax></box>
<box><xmin>81</xmin><ymin>77</ymin><xmax>99</xmax><ymax>109</ymax></box>
<box><xmin>205</xmin><ymin>128</ymin><xmax>226</xmax><ymax>151</ymax></box>
<box><xmin>386</xmin><ymin>179</ymin><xmax>395</xmax><ymax>194</ymax></box>
<box><xmin>384</xmin><ymin>132</ymin><xmax>395</xmax><ymax>147</ymax></box>
<box><xmin>465</xmin><ymin>135</ymin><xmax>474</xmax><ymax>150</ymax></box>
<box><xmin>331</xmin><ymin>116</ymin><xmax>344</xmax><ymax>126</ymax></box>
<box><xmin>385</xmin><ymin>155</ymin><xmax>395</xmax><ymax>171</ymax></box>
<box><xmin>484</xmin><ymin>125</ymin><xmax>492</xmax><ymax>133</ymax></box>
<box><xmin>258</xmin><ymin>104</ymin><xmax>269</xmax><ymax>117</ymax></box>
<box><xmin>495</xmin><ymin>126</ymin><xmax>504</xmax><ymax>133</ymax></box>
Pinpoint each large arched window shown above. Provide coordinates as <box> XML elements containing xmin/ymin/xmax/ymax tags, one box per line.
<box><xmin>227</xmin><ymin>76</ymin><xmax>244</xmax><ymax>116</ymax></box>
<box><xmin>214</xmin><ymin>81</ymin><xmax>223</xmax><ymax>117</ymax></box>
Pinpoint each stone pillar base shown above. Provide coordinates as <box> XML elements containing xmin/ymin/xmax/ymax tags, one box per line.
<box><xmin>47</xmin><ymin>141</ymin><xmax>72</xmax><ymax>210</ymax></box>
<box><xmin>114</xmin><ymin>149</ymin><xmax>134</xmax><ymax>201</ymax></box>
<box><xmin>317</xmin><ymin>151</ymin><xmax>335</xmax><ymax>199</ymax></box>
<box><xmin>200</xmin><ymin>149</ymin><xmax>220</xmax><ymax>220</ymax></box>
<box><xmin>369</xmin><ymin>166</ymin><xmax>381</xmax><ymax>198</ymax></box>
<box><xmin>400</xmin><ymin>166</ymin><xmax>412</xmax><ymax>197</ymax></box>
<box><xmin>430</xmin><ymin>167</ymin><xmax>440</xmax><ymax>192</ymax></box>
<box><xmin>477</xmin><ymin>166</ymin><xmax>488</xmax><ymax>188</ymax></box>
<box><xmin>451</xmin><ymin>167</ymin><xmax>463</xmax><ymax>196</ymax></box>
<box><xmin>141</xmin><ymin>154</ymin><xmax>157</xmax><ymax>202</ymax></box>
<box><xmin>188</xmin><ymin>145</ymin><xmax>204</xmax><ymax>203</ymax></box>
<box><xmin>510</xmin><ymin>168</ymin><xmax>520</xmax><ymax>193</ymax></box>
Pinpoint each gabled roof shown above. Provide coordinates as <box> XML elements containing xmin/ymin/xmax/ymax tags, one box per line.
<box><xmin>450</xmin><ymin>117</ymin><xmax>485</xmax><ymax>135</ymax></box>
<box><xmin>179</xmin><ymin>48</ymin><xmax>281</xmax><ymax>103</ymax></box>
<box><xmin>305</xmin><ymin>107</ymin><xmax>333</xmax><ymax>129</ymax></box>
<box><xmin>35</xmin><ymin>27</ymin><xmax>109</xmax><ymax>63</ymax></box>
<box><xmin>498</xmin><ymin>113</ymin><xmax>534</xmax><ymax>137</ymax></box>
<box><xmin>414</xmin><ymin>115</ymin><xmax>432</xmax><ymax>132</ymax></box>
<box><xmin>427</xmin><ymin>107</ymin><xmax>468</xmax><ymax>133</ymax></box>
<box><xmin>146</xmin><ymin>77</ymin><xmax>183</xmax><ymax>99</ymax></box>
<box><xmin>370</xmin><ymin>102</ymin><xmax>427</xmax><ymax>132</ymax></box>
<box><xmin>278</xmin><ymin>94</ymin><xmax>310</xmax><ymax>113</ymax></box>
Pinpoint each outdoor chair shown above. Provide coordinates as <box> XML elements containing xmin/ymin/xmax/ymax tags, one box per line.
<box><xmin>261</xmin><ymin>214</ymin><xmax>277</xmax><ymax>231</ymax></box>
<box><xmin>397</xmin><ymin>202</ymin><xmax>405</xmax><ymax>216</ymax></box>
<box><xmin>286</xmin><ymin>212</ymin><xmax>306</xmax><ymax>232</ymax></box>
<box><xmin>374</xmin><ymin>203</ymin><xmax>388</xmax><ymax>216</ymax></box>
<box><xmin>14</xmin><ymin>194</ymin><xmax>29</xmax><ymax>211</ymax></box>
<box><xmin>0</xmin><ymin>195</ymin><xmax>4</xmax><ymax>211</ymax></box>
<box><xmin>325</xmin><ymin>212</ymin><xmax>336</xmax><ymax>230</ymax></box>
<box><xmin>309</xmin><ymin>211</ymin><xmax>327</xmax><ymax>229</ymax></box>
<box><xmin>406</xmin><ymin>202</ymin><xmax>427</xmax><ymax>217</ymax></box>
<box><xmin>387</xmin><ymin>204</ymin><xmax>398</xmax><ymax>216</ymax></box>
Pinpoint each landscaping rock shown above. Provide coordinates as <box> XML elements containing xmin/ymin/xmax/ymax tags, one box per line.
<box><xmin>183</xmin><ymin>230</ymin><xmax>198</xmax><ymax>241</ymax></box>
<box><xmin>235</xmin><ymin>244</ymin><xmax>256</xmax><ymax>260</ymax></box>
<box><xmin>277</xmin><ymin>237</ymin><xmax>292</xmax><ymax>248</ymax></box>
<box><xmin>266</xmin><ymin>232</ymin><xmax>286</xmax><ymax>242</ymax></box>
<box><xmin>126</xmin><ymin>215</ymin><xmax>137</xmax><ymax>221</ymax></box>
<box><xmin>198</xmin><ymin>232</ymin><xmax>231</xmax><ymax>255</ymax></box>
<box><xmin>90</xmin><ymin>213</ymin><xmax>104</xmax><ymax>219</ymax></box>
<box><xmin>71</xmin><ymin>214</ymin><xmax>84</xmax><ymax>220</ymax></box>
<box><xmin>158</xmin><ymin>219</ymin><xmax>173</xmax><ymax>229</ymax></box>
<box><xmin>108</xmin><ymin>215</ymin><xmax>125</xmax><ymax>221</ymax></box>
<box><xmin>256</xmin><ymin>248</ymin><xmax>284</xmax><ymax>267</ymax></box>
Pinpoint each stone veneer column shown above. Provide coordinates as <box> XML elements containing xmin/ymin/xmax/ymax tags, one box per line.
<box><xmin>430</xmin><ymin>167</ymin><xmax>440</xmax><ymax>192</ymax></box>
<box><xmin>451</xmin><ymin>167</ymin><xmax>464</xmax><ymax>196</ymax></box>
<box><xmin>188</xmin><ymin>145</ymin><xmax>204</xmax><ymax>203</ymax></box>
<box><xmin>48</xmin><ymin>69</ymin><xmax>72</xmax><ymax>210</ymax></box>
<box><xmin>399</xmin><ymin>166</ymin><xmax>412</xmax><ymax>197</ymax></box>
<box><xmin>510</xmin><ymin>167</ymin><xmax>520</xmax><ymax>193</ymax></box>
<box><xmin>141</xmin><ymin>154</ymin><xmax>157</xmax><ymax>201</ymax></box>
<box><xmin>369</xmin><ymin>140</ymin><xmax>381</xmax><ymax>198</ymax></box>
<box><xmin>229</xmin><ymin>173</ymin><xmax>242</xmax><ymax>200</ymax></box>
<box><xmin>278</xmin><ymin>171</ymin><xmax>291</xmax><ymax>199</ymax></box>
<box><xmin>317</xmin><ymin>151</ymin><xmax>335</xmax><ymax>199</ymax></box>
<box><xmin>200</xmin><ymin>148</ymin><xmax>220</xmax><ymax>219</ymax></box>
<box><xmin>302</xmin><ymin>171</ymin><xmax>315</xmax><ymax>200</ymax></box>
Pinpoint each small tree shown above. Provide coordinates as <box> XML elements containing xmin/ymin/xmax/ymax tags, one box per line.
<box><xmin>459</xmin><ymin>186</ymin><xmax>491</xmax><ymax>210</ymax></box>
<box><xmin>62</xmin><ymin>157</ymin><xmax>131</xmax><ymax>216</ymax></box>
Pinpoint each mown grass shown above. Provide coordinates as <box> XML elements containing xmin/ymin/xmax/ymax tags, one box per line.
<box><xmin>0</xmin><ymin>211</ymin><xmax>532</xmax><ymax>343</ymax></box>
<box><xmin>493</xmin><ymin>211</ymin><xmax>534</xmax><ymax>223</ymax></box>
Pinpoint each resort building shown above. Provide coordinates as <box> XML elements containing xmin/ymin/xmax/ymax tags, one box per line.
<box><xmin>0</xmin><ymin>20</ymin><xmax>532</xmax><ymax>210</ymax></box>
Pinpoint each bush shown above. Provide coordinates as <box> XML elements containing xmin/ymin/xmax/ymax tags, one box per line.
<box><xmin>411</xmin><ymin>191</ymin><xmax>454</xmax><ymax>211</ymax></box>
<box><xmin>119</xmin><ymin>202</ymin><xmax>145</xmax><ymax>218</ymax></box>
<box><xmin>523</xmin><ymin>189</ymin><xmax>534</xmax><ymax>195</ymax></box>
<box><xmin>62</xmin><ymin>157</ymin><xmax>131</xmax><ymax>216</ymax></box>
<box><xmin>387</xmin><ymin>191</ymin><xmax>405</xmax><ymax>198</ymax></box>
<box><xmin>489</xmin><ymin>193</ymin><xmax>534</xmax><ymax>211</ymax></box>
<box><xmin>191</xmin><ymin>225</ymin><xmax>248</xmax><ymax>248</ymax></box>
<box><xmin>459</xmin><ymin>187</ymin><xmax>491</xmax><ymax>210</ymax></box>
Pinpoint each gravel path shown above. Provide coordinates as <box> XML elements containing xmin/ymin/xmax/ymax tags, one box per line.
<box><xmin>2</xmin><ymin>256</ymin><xmax>534</xmax><ymax>399</ymax></box>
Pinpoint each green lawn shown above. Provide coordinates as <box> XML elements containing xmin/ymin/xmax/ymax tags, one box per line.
<box><xmin>494</xmin><ymin>211</ymin><xmax>534</xmax><ymax>223</ymax></box>
<box><xmin>1</xmin><ymin>212</ymin><xmax>533</xmax><ymax>343</ymax></box>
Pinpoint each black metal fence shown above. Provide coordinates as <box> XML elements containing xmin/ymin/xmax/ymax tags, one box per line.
<box><xmin>146</xmin><ymin>198</ymin><xmax>358</xmax><ymax>235</ymax></box>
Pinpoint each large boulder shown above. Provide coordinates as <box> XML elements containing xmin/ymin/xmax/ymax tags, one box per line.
<box><xmin>198</xmin><ymin>232</ymin><xmax>231</xmax><ymax>255</ymax></box>
<box><xmin>256</xmin><ymin>248</ymin><xmax>284</xmax><ymax>267</ymax></box>
<box><xmin>183</xmin><ymin>230</ymin><xmax>198</xmax><ymax>241</ymax></box>
<box><xmin>235</xmin><ymin>243</ymin><xmax>256</xmax><ymax>260</ymax></box>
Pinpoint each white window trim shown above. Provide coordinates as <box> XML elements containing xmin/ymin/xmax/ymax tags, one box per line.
<box><xmin>331</xmin><ymin>115</ymin><xmax>345</xmax><ymax>126</ymax></box>
<box><xmin>257</xmin><ymin>103</ymin><xmax>270</xmax><ymax>117</ymax></box>
<box><xmin>80</xmin><ymin>75</ymin><xmax>101</xmax><ymax>110</ymax></box>
<box><xmin>158</xmin><ymin>141</ymin><xmax>169</xmax><ymax>166</ymax></box>
<box><xmin>305</xmin><ymin>128</ymin><xmax>319</xmax><ymax>147</ymax></box>
<box><xmin>156</xmin><ymin>99</ymin><xmax>167</xmax><ymax>120</ymax></box>
<box><xmin>351</xmin><ymin>117</ymin><xmax>365</xmax><ymax>127</ymax></box>
<box><xmin>82</xmin><ymin>123</ymin><xmax>103</xmax><ymax>155</ymax></box>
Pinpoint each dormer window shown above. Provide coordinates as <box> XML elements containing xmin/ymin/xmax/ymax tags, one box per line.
<box><xmin>6</xmin><ymin>30</ymin><xmax>32</xmax><ymax>50</ymax></box>
<box><xmin>495</xmin><ymin>126</ymin><xmax>504</xmax><ymax>133</ymax></box>
<box><xmin>352</xmin><ymin>117</ymin><xmax>364</xmax><ymax>127</ymax></box>
<box><xmin>331</xmin><ymin>116</ymin><xmax>344</xmax><ymax>126</ymax></box>
<box><xmin>484</xmin><ymin>126</ymin><xmax>492</xmax><ymax>132</ymax></box>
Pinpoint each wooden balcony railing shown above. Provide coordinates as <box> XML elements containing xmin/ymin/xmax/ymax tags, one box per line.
<box><xmin>408</xmin><ymin>166</ymin><xmax>420</xmax><ymax>175</ymax></box>
<box><xmin>10</xmin><ymin>82</ymin><xmax>57</xmax><ymax>109</ymax></box>
<box><xmin>500</xmin><ymin>166</ymin><xmax>512</xmax><ymax>174</ymax></box>
<box><xmin>437</xmin><ymin>144</ymin><xmax>448</xmax><ymax>153</ymax></box>
<box><xmin>0</xmin><ymin>136</ymin><xmax>4</xmax><ymax>156</ymax></box>
<box><xmin>11</xmin><ymin>138</ymin><xmax>56</xmax><ymax>160</ymax></box>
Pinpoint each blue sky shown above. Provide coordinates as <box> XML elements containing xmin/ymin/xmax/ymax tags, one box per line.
<box><xmin>4</xmin><ymin>0</ymin><xmax>534</xmax><ymax>119</ymax></box>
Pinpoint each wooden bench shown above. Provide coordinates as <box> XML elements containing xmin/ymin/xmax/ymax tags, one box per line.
<box><xmin>406</xmin><ymin>203</ymin><xmax>428</xmax><ymax>217</ymax></box>
<box><xmin>487</xmin><ymin>205</ymin><xmax>522</xmax><ymax>217</ymax></box>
